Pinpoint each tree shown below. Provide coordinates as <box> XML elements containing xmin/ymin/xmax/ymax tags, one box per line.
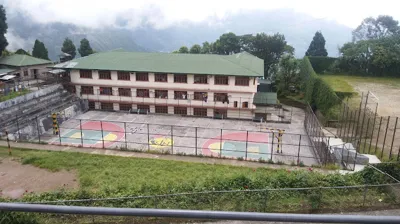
<box><xmin>305</xmin><ymin>31</ymin><xmax>328</xmax><ymax>56</ymax></box>
<box><xmin>276</xmin><ymin>54</ymin><xmax>300</xmax><ymax>94</ymax></box>
<box><xmin>352</xmin><ymin>15</ymin><xmax>400</xmax><ymax>42</ymax></box>
<box><xmin>32</xmin><ymin>39</ymin><xmax>49</xmax><ymax>60</ymax></box>
<box><xmin>62</xmin><ymin>38</ymin><xmax>76</xmax><ymax>59</ymax></box>
<box><xmin>217</xmin><ymin>32</ymin><xmax>240</xmax><ymax>55</ymax></box>
<box><xmin>78</xmin><ymin>38</ymin><xmax>94</xmax><ymax>57</ymax></box>
<box><xmin>15</xmin><ymin>48</ymin><xmax>30</xmax><ymax>55</ymax></box>
<box><xmin>0</xmin><ymin>5</ymin><xmax>8</xmax><ymax>56</ymax></box>
<box><xmin>178</xmin><ymin>46</ymin><xmax>189</xmax><ymax>53</ymax></box>
<box><xmin>1</xmin><ymin>49</ymin><xmax>12</xmax><ymax>56</ymax></box>
<box><xmin>189</xmin><ymin>44</ymin><xmax>201</xmax><ymax>54</ymax></box>
<box><xmin>201</xmin><ymin>42</ymin><xmax>211</xmax><ymax>54</ymax></box>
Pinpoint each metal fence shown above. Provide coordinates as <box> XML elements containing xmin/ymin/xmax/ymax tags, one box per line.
<box><xmin>2</xmin><ymin>183</ymin><xmax>400</xmax><ymax>223</ymax></box>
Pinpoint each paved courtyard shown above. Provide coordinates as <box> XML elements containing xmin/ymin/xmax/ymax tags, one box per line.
<box><xmin>42</xmin><ymin>107</ymin><xmax>318</xmax><ymax>166</ymax></box>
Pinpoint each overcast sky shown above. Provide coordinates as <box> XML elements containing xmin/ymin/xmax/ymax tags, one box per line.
<box><xmin>2</xmin><ymin>0</ymin><xmax>400</xmax><ymax>29</ymax></box>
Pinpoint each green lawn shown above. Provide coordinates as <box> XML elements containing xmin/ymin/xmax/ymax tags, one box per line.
<box><xmin>320</xmin><ymin>74</ymin><xmax>400</xmax><ymax>88</ymax></box>
<box><xmin>0</xmin><ymin>89</ymin><xmax>30</xmax><ymax>102</ymax></box>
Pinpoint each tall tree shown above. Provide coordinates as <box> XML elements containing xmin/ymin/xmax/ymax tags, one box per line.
<box><xmin>201</xmin><ymin>42</ymin><xmax>211</xmax><ymax>54</ymax></box>
<box><xmin>352</xmin><ymin>15</ymin><xmax>400</xmax><ymax>42</ymax></box>
<box><xmin>189</xmin><ymin>44</ymin><xmax>201</xmax><ymax>54</ymax></box>
<box><xmin>32</xmin><ymin>39</ymin><xmax>49</xmax><ymax>60</ymax></box>
<box><xmin>305</xmin><ymin>31</ymin><xmax>328</xmax><ymax>57</ymax></box>
<box><xmin>15</xmin><ymin>48</ymin><xmax>30</xmax><ymax>55</ymax></box>
<box><xmin>78</xmin><ymin>38</ymin><xmax>94</xmax><ymax>57</ymax></box>
<box><xmin>218</xmin><ymin>32</ymin><xmax>240</xmax><ymax>55</ymax></box>
<box><xmin>0</xmin><ymin>5</ymin><xmax>8</xmax><ymax>56</ymax></box>
<box><xmin>62</xmin><ymin>38</ymin><xmax>76</xmax><ymax>59</ymax></box>
<box><xmin>178</xmin><ymin>46</ymin><xmax>189</xmax><ymax>53</ymax></box>
<box><xmin>276</xmin><ymin>54</ymin><xmax>300</xmax><ymax>94</ymax></box>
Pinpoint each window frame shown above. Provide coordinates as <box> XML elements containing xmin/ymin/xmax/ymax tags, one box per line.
<box><xmin>119</xmin><ymin>103</ymin><xmax>132</xmax><ymax>111</ymax></box>
<box><xmin>214</xmin><ymin>109</ymin><xmax>227</xmax><ymax>118</ymax></box>
<box><xmin>214</xmin><ymin>93</ymin><xmax>228</xmax><ymax>102</ymax></box>
<box><xmin>137</xmin><ymin>104</ymin><xmax>150</xmax><ymax>112</ymax></box>
<box><xmin>193</xmin><ymin>108</ymin><xmax>207</xmax><ymax>117</ymax></box>
<box><xmin>193</xmin><ymin>92</ymin><xmax>207</xmax><ymax>101</ymax></box>
<box><xmin>214</xmin><ymin>75</ymin><xmax>228</xmax><ymax>85</ymax></box>
<box><xmin>174</xmin><ymin>74</ymin><xmax>187</xmax><ymax>83</ymax></box>
<box><xmin>136</xmin><ymin>72</ymin><xmax>149</xmax><ymax>81</ymax></box>
<box><xmin>117</xmin><ymin>71</ymin><xmax>130</xmax><ymax>81</ymax></box>
<box><xmin>193</xmin><ymin>75</ymin><xmax>208</xmax><ymax>84</ymax></box>
<box><xmin>155</xmin><ymin>73</ymin><xmax>168</xmax><ymax>82</ymax></box>
<box><xmin>174</xmin><ymin>107</ymin><xmax>187</xmax><ymax>115</ymax></box>
<box><xmin>98</xmin><ymin>70</ymin><xmax>111</xmax><ymax>80</ymax></box>
<box><xmin>80</xmin><ymin>70</ymin><xmax>92</xmax><ymax>79</ymax></box>
<box><xmin>88</xmin><ymin>101</ymin><xmax>96</xmax><ymax>110</ymax></box>
<box><xmin>101</xmin><ymin>102</ymin><xmax>114</xmax><ymax>111</ymax></box>
<box><xmin>235</xmin><ymin>77</ymin><xmax>250</xmax><ymax>86</ymax></box>
<box><xmin>118</xmin><ymin>88</ymin><xmax>131</xmax><ymax>97</ymax></box>
<box><xmin>81</xmin><ymin>86</ymin><xmax>94</xmax><ymax>95</ymax></box>
<box><xmin>137</xmin><ymin>89</ymin><xmax>150</xmax><ymax>98</ymax></box>
<box><xmin>155</xmin><ymin>89</ymin><xmax>168</xmax><ymax>99</ymax></box>
<box><xmin>174</xmin><ymin>91</ymin><xmax>187</xmax><ymax>100</ymax></box>
<box><xmin>155</xmin><ymin>106</ymin><xmax>168</xmax><ymax>114</ymax></box>
<box><xmin>242</xmin><ymin>102</ymin><xmax>249</xmax><ymax>108</ymax></box>
<box><xmin>99</xmin><ymin>87</ymin><xmax>113</xmax><ymax>95</ymax></box>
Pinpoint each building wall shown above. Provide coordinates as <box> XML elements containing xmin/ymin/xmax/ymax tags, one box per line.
<box><xmin>14</xmin><ymin>63</ymin><xmax>52</xmax><ymax>81</ymax></box>
<box><xmin>71</xmin><ymin>69</ymin><xmax>260</xmax><ymax>119</ymax></box>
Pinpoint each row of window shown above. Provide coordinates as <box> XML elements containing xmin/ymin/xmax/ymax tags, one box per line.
<box><xmin>80</xmin><ymin>70</ymin><xmax>251</xmax><ymax>86</ymax></box>
<box><xmin>90</xmin><ymin>102</ymin><xmax>227</xmax><ymax>117</ymax></box>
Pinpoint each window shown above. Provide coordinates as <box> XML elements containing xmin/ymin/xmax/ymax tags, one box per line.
<box><xmin>118</xmin><ymin>88</ymin><xmax>131</xmax><ymax>97</ymax></box>
<box><xmin>100</xmin><ymin>87</ymin><xmax>113</xmax><ymax>95</ymax></box>
<box><xmin>234</xmin><ymin>101</ymin><xmax>238</xmax><ymax>108</ymax></box>
<box><xmin>137</xmin><ymin>89</ymin><xmax>149</xmax><ymax>97</ymax></box>
<box><xmin>174</xmin><ymin>74</ymin><xmax>187</xmax><ymax>83</ymax></box>
<box><xmin>174</xmin><ymin>91</ymin><xmax>187</xmax><ymax>99</ymax></box>
<box><xmin>80</xmin><ymin>70</ymin><xmax>92</xmax><ymax>78</ymax></box>
<box><xmin>193</xmin><ymin>108</ymin><xmax>207</xmax><ymax>117</ymax></box>
<box><xmin>174</xmin><ymin>107</ymin><xmax>187</xmax><ymax>115</ymax></box>
<box><xmin>119</xmin><ymin>104</ymin><xmax>132</xmax><ymax>111</ymax></box>
<box><xmin>215</xmin><ymin>76</ymin><xmax>228</xmax><ymax>85</ymax></box>
<box><xmin>194</xmin><ymin>75</ymin><xmax>208</xmax><ymax>84</ymax></box>
<box><xmin>235</xmin><ymin>77</ymin><xmax>249</xmax><ymax>86</ymax></box>
<box><xmin>214</xmin><ymin>109</ymin><xmax>227</xmax><ymax>118</ymax></box>
<box><xmin>99</xmin><ymin>70</ymin><xmax>111</xmax><ymax>79</ymax></box>
<box><xmin>155</xmin><ymin>106</ymin><xmax>168</xmax><ymax>114</ymax></box>
<box><xmin>88</xmin><ymin>101</ymin><xmax>95</xmax><ymax>110</ymax></box>
<box><xmin>81</xmin><ymin>86</ymin><xmax>94</xmax><ymax>95</ymax></box>
<box><xmin>155</xmin><ymin>73</ymin><xmax>168</xmax><ymax>82</ymax></box>
<box><xmin>194</xmin><ymin>92</ymin><xmax>208</xmax><ymax>101</ymax></box>
<box><xmin>136</xmin><ymin>72</ymin><xmax>148</xmax><ymax>81</ymax></box>
<box><xmin>117</xmin><ymin>71</ymin><xmax>130</xmax><ymax>80</ymax></box>
<box><xmin>214</xmin><ymin>93</ymin><xmax>229</xmax><ymax>103</ymax></box>
<box><xmin>137</xmin><ymin>104</ymin><xmax>150</xmax><ymax>112</ymax></box>
<box><xmin>101</xmin><ymin>103</ymin><xmax>114</xmax><ymax>111</ymax></box>
<box><xmin>23</xmin><ymin>70</ymin><xmax>28</xmax><ymax>77</ymax></box>
<box><xmin>242</xmin><ymin>102</ymin><xmax>249</xmax><ymax>108</ymax></box>
<box><xmin>155</xmin><ymin>90</ymin><xmax>168</xmax><ymax>98</ymax></box>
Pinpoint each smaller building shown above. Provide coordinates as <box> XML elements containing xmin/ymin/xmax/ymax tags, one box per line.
<box><xmin>59</xmin><ymin>53</ymin><xmax>72</xmax><ymax>63</ymax></box>
<box><xmin>0</xmin><ymin>54</ymin><xmax>53</xmax><ymax>81</ymax></box>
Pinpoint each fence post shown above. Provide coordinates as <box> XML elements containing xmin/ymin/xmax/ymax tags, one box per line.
<box><xmin>389</xmin><ymin>117</ymin><xmax>398</xmax><ymax>160</ymax></box>
<box><xmin>374</xmin><ymin>117</ymin><xmax>383</xmax><ymax>154</ymax></box>
<box><xmin>58</xmin><ymin>121</ymin><xmax>61</xmax><ymax>145</ymax></box>
<box><xmin>357</xmin><ymin>92</ymin><xmax>369</xmax><ymax>151</ymax></box>
<box><xmin>381</xmin><ymin>116</ymin><xmax>390</xmax><ymax>159</ymax></box>
<box><xmin>80</xmin><ymin>119</ymin><xmax>83</xmax><ymax>147</ymax></box>
<box><xmin>171</xmin><ymin>126</ymin><xmax>174</xmax><ymax>154</ymax></box>
<box><xmin>15</xmin><ymin>115</ymin><xmax>20</xmax><ymax>140</ymax></box>
<box><xmin>100</xmin><ymin>121</ymin><xmax>104</xmax><ymax>149</ymax></box>
<box><xmin>297</xmin><ymin>135</ymin><xmax>301</xmax><ymax>165</ymax></box>
<box><xmin>271</xmin><ymin>132</ymin><xmax>274</xmax><ymax>160</ymax></box>
<box><xmin>36</xmin><ymin>116</ymin><xmax>41</xmax><ymax>143</ymax></box>
<box><xmin>219</xmin><ymin>129</ymin><xmax>223</xmax><ymax>158</ymax></box>
<box><xmin>362</xmin><ymin>117</ymin><xmax>371</xmax><ymax>153</ymax></box>
<box><xmin>124</xmin><ymin>122</ymin><xmax>127</xmax><ymax>149</ymax></box>
<box><xmin>325</xmin><ymin>137</ymin><xmax>330</xmax><ymax>165</ymax></box>
<box><xmin>245</xmin><ymin>131</ymin><xmax>249</xmax><ymax>160</ymax></box>
<box><xmin>353</xmin><ymin>151</ymin><xmax>358</xmax><ymax>171</ymax></box>
<box><xmin>368</xmin><ymin>105</ymin><xmax>378</xmax><ymax>154</ymax></box>
<box><xmin>263</xmin><ymin>190</ymin><xmax>268</xmax><ymax>212</ymax></box>
<box><xmin>195</xmin><ymin>127</ymin><xmax>198</xmax><ymax>156</ymax></box>
<box><xmin>147</xmin><ymin>124</ymin><xmax>150</xmax><ymax>152</ymax></box>
<box><xmin>397</xmin><ymin>146</ymin><xmax>400</xmax><ymax>162</ymax></box>
<box><xmin>5</xmin><ymin>130</ymin><xmax>11</xmax><ymax>155</ymax></box>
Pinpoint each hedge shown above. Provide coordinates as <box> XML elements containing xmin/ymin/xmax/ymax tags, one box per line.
<box><xmin>300</xmin><ymin>57</ymin><xmax>341</xmax><ymax>117</ymax></box>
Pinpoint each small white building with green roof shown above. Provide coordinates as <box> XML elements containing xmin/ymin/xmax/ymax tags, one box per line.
<box><xmin>55</xmin><ymin>50</ymin><xmax>277</xmax><ymax>119</ymax></box>
<box><xmin>0</xmin><ymin>54</ymin><xmax>53</xmax><ymax>81</ymax></box>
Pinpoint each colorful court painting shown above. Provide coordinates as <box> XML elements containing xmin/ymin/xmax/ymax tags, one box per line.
<box><xmin>149</xmin><ymin>136</ymin><xmax>173</xmax><ymax>148</ymax></box>
<box><xmin>58</xmin><ymin>121</ymin><xmax>125</xmax><ymax>148</ymax></box>
<box><xmin>202</xmin><ymin>132</ymin><xmax>270</xmax><ymax>160</ymax></box>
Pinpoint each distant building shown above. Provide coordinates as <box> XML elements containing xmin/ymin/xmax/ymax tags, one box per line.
<box><xmin>59</xmin><ymin>52</ymin><xmax>72</xmax><ymax>63</ymax></box>
<box><xmin>0</xmin><ymin>54</ymin><xmax>53</xmax><ymax>81</ymax></box>
<box><xmin>54</xmin><ymin>50</ymin><xmax>278</xmax><ymax>119</ymax></box>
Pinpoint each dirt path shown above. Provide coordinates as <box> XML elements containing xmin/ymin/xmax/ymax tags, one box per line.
<box><xmin>351</xmin><ymin>82</ymin><xmax>400</xmax><ymax>117</ymax></box>
<box><xmin>0</xmin><ymin>158</ymin><xmax>78</xmax><ymax>199</ymax></box>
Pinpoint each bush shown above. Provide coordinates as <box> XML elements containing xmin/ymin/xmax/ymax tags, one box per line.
<box><xmin>308</xmin><ymin>56</ymin><xmax>337</xmax><ymax>74</ymax></box>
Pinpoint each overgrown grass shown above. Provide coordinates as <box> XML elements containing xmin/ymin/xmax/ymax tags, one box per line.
<box><xmin>320</xmin><ymin>75</ymin><xmax>355</xmax><ymax>93</ymax></box>
<box><xmin>0</xmin><ymin>89</ymin><xmax>30</xmax><ymax>102</ymax></box>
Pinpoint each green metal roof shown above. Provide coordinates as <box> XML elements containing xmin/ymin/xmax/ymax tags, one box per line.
<box><xmin>0</xmin><ymin>54</ymin><xmax>52</xmax><ymax>67</ymax></box>
<box><xmin>0</xmin><ymin>68</ymin><xmax>16</xmax><ymax>76</ymax></box>
<box><xmin>54</xmin><ymin>51</ymin><xmax>264</xmax><ymax>77</ymax></box>
<box><xmin>253</xmin><ymin>92</ymin><xmax>278</xmax><ymax>105</ymax></box>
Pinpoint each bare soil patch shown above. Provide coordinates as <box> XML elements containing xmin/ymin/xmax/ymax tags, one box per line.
<box><xmin>351</xmin><ymin>82</ymin><xmax>400</xmax><ymax>117</ymax></box>
<box><xmin>0</xmin><ymin>158</ymin><xmax>78</xmax><ymax>199</ymax></box>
